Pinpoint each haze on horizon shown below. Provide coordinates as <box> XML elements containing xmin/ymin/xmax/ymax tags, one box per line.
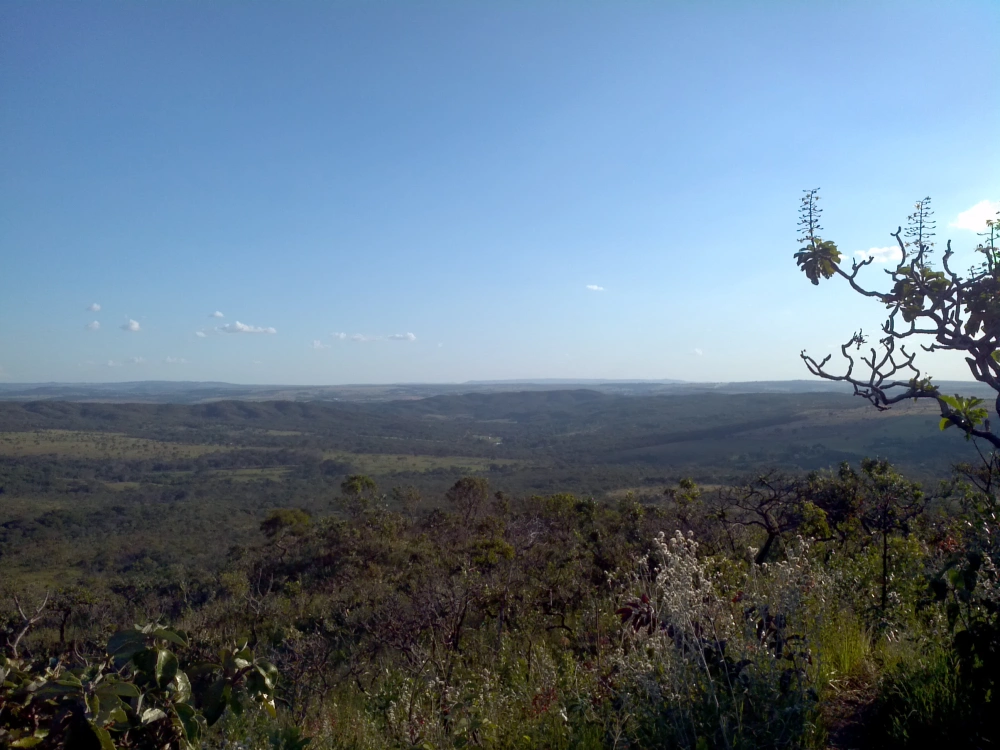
<box><xmin>2</xmin><ymin>1</ymin><xmax>997</xmax><ymax>386</ymax></box>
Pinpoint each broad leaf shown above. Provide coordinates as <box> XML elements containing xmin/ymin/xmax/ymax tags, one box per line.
<box><xmin>156</xmin><ymin>650</ymin><xmax>179</xmax><ymax>690</ymax></box>
<box><xmin>153</xmin><ymin>628</ymin><xmax>189</xmax><ymax>648</ymax></box>
<box><xmin>141</xmin><ymin>707</ymin><xmax>168</xmax><ymax>725</ymax></box>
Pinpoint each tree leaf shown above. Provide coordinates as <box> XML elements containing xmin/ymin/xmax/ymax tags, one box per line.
<box><xmin>202</xmin><ymin>678</ymin><xmax>230</xmax><ymax>726</ymax></box>
<box><xmin>110</xmin><ymin>682</ymin><xmax>140</xmax><ymax>698</ymax></box>
<box><xmin>255</xmin><ymin>660</ymin><xmax>279</xmax><ymax>691</ymax></box>
<box><xmin>92</xmin><ymin>727</ymin><xmax>116</xmax><ymax>750</ymax></box>
<box><xmin>153</xmin><ymin>628</ymin><xmax>188</xmax><ymax>648</ymax></box>
<box><xmin>939</xmin><ymin>394</ymin><xmax>961</xmax><ymax>410</ymax></box>
<box><xmin>156</xmin><ymin>650</ymin><xmax>179</xmax><ymax>690</ymax></box>
<box><xmin>141</xmin><ymin>707</ymin><xmax>168</xmax><ymax>725</ymax></box>
<box><xmin>174</xmin><ymin>703</ymin><xmax>202</xmax><ymax>742</ymax></box>
<box><xmin>172</xmin><ymin>669</ymin><xmax>192</xmax><ymax>703</ymax></box>
<box><xmin>107</xmin><ymin>629</ymin><xmax>147</xmax><ymax>661</ymax></box>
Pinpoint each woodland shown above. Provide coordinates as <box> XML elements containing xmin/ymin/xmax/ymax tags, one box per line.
<box><xmin>1</xmin><ymin>197</ymin><xmax>998</xmax><ymax>749</ymax></box>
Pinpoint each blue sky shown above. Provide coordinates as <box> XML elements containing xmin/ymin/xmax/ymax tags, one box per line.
<box><xmin>1</xmin><ymin>1</ymin><xmax>997</xmax><ymax>385</ymax></box>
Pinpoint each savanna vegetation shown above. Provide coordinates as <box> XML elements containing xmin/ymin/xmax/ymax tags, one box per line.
<box><xmin>2</xmin><ymin>197</ymin><xmax>998</xmax><ymax>749</ymax></box>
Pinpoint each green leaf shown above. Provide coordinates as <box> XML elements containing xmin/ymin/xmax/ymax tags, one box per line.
<box><xmin>141</xmin><ymin>707</ymin><xmax>168</xmax><ymax>725</ymax></box>
<box><xmin>940</xmin><ymin>394</ymin><xmax>961</xmax><ymax>410</ymax></box>
<box><xmin>795</xmin><ymin>240</ymin><xmax>842</xmax><ymax>285</ymax></box>
<box><xmin>86</xmin><ymin>692</ymin><xmax>100</xmax><ymax>717</ymax></box>
<box><xmin>107</xmin><ymin>629</ymin><xmax>147</xmax><ymax>661</ymax></box>
<box><xmin>153</xmin><ymin>628</ymin><xmax>188</xmax><ymax>648</ymax></box>
<box><xmin>201</xmin><ymin>678</ymin><xmax>231</xmax><ymax>726</ymax></box>
<box><xmin>156</xmin><ymin>650</ymin><xmax>179</xmax><ymax>690</ymax></box>
<box><xmin>11</xmin><ymin>739</ymin><xmax>43</xmax><ymax>748</ymax></box>
<box><xmin>940</xmin><ymin>417</ymin><xmax>953</xmax><ymax>431</ymax></box>
<box><xmin>172</xmin><ymin>669</ymin><xmax>192</xmax><ymax>703</ymax></box>
<box><xmin>255</xmin><ymin>660</ymin><xmax>279</xmax><ymax>691</ymax></box>
<box><xmin>174</xmin><ymin>703</ymin><xmax>202</xmax><ymax>742</ymax></box>
<box><xmin>92</xmin><ymin>727</ymin><xmax>116</xmax><ymax>750</ymax></box>
<box><xmin>132</xmin><ymin>648</ymin><xmax>157</xmax><ymax>676</ymax></box>
<box><xmin>110</xmin><ymin>681</ymin><xmax>140</xmax><ymax>698</ymax></box>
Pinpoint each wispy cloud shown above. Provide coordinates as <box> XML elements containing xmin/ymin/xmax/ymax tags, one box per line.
<box><xmin>127</xmin><ymin>356</ymin><xmax>146</xmax><ymax>365</ymax></box>
<box><xmin>855</xmin><ymin>246</ymin><xmax>903</xmax><ymax>264</ymax></box>
<box><xmin>87</xmin><ymin>303</ymin><xmax>101</xmax><ymax>312</ymax></box>
<box><xmin>218</xmin><ymin>321</ymin><xmax>277</xmax><ymax>334</ymax></box>
<box><xmin>120</xmin><ymin>319</ymin><xmax>141</xmax><ymax>332</ymax></box>
<box><xmin>585</xmin><ymin>284</ymin><xmax>605</xmax><ymax>292</ymax></box>
<box><xmin>211</xmin><ymin>311</ymin><xmax>224</xmax><ymax>318</ymax></box>
<box><xmin>311</xmin><ymin>340</ymin><xmax>329</xmax><ymax>349</ymax></box>
<box><xmin>195</xmin><ymin>330</ymin><xmax>207</xmax><ymax>338</ymax></box>
<box><xmin>86</xmin><ymin>321</ymin><xmax>100</xmax><ymax>331</ymax></box>
<box><xmin>106</xmin><ymin>360</ymin><xmax>122</xmax><ymax>368</ymax></box>
<box><xmin>694</xmin><ymin>348</ymin><xmax>704</xmax><ymax>356</ymax></box>
<box><xmin>330</xmin><ymin>332</ymin><xmax>416</xmax><ymax>342</ymax></box>
<box><xmin>950</xmin><ymin>200</ymin><xmax>1000</xmax><ymax>232</ymax></box>
<box><xmin>164</xmin><ymin>356</ymin><xmax>187</xmax><ymax>364</ymax></box>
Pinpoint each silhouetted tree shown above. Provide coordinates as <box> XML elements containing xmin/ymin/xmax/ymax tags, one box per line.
<box><xmin>794</xmin><ymin>190</ymin><xmax>999</xmax><ymax>449</ymax></box>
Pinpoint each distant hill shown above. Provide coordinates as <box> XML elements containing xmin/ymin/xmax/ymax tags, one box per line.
<box><xmin>0</xmin><ymin>379</ymin><xmax>992</xmax><ymax>404</ymax></box>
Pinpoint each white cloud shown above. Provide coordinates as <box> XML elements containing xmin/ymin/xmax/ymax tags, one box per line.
<box><xmin>218</xmin><ymin>321</ymin><xmax>277</xmax><ymax>334</ymax></box>
<box><xmin>106</xmin><ymin>360</ymin><xmax>122</xmax><ymax>368</ymax></box>
<box><xmin>951</xmin><ymin>200</ymin><xmax>1000</xmax><ymax>232</ymax></box>
<box><xmin>120</xmin><ymin>319</ymin><xmax>141</xmax><ymax>332</ymax></box>
<box><xmin>127</xmin><ymin>356</ymin><xmax>146</xmax><ymax>365</ymax></box>
<box><xmin>855</xmin><ymin>246</ymin><xmax>903</xmax><ymax>264</ymax></box>
<box><xmin>694</xmin><ymin>348</ymin><xmax>704</xmax><ymax>356</ymax></box>
<box><xmin>585</xmin><ymin>285</ymin><xmax>605</xmax><ymax>292</ymax></box>
<box><xmin>311</xmin><ymin>340</ymin><xmax>329</xmax><ymax>349</ymax></box>
<box><xmin>330</xmin><ymin>331</ymin><xmax>414</xmax><ymax>342</ymax></box>
<box><xmin>86</xmin><ymin>321</ymin><xmax>100</xmax><ymax>331</ymax></box>
<box><xmin>195</xmin><ymin>330</ymin><xmax>207</xmax><ymax>338</ymax></box>
<box><xmin>87</xmin><ymin>303</ymin><xmax>101</xmax><ymax>312</ymax></box>
<box><xmin>211</xmin><ymin>311</ymin><xmax>224</xmax><ymax>318</ymax></box>
<box><xmin>164</xmin><ymin>356</ymin><xmax>187</xmax><ymax>364</ymax></box>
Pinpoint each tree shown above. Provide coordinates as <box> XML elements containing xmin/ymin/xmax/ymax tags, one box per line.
<box><xmin>340</xmin><ymin>474</ymin><xmax>379</xmax><ymax>516</ymax></box>
<box><xmin>794</xmin><ymin>190</ymin><xmax>1000</xmax><ymax>449</ymax></box>
<box><xmin>445</xmin><ymin>476</ymin><xmax>490</xmax><ymax>524</ymax></box>
<box><xmin>717</xmin><ymin>471</ymin><xmax>814</xmax><ymax>565</ymax></box>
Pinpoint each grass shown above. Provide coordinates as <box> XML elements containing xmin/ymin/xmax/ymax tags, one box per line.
<box><xmin>814</xmin><ymin>612</ymin><xmax>873</xmax><ymax>690</ymax></box>
<box><xmin>0</xmin><ymin>431</ymin><xmax>527</xmax><ymax>476</ymax></box>
<box><xmin>0</xmin><ymin>430</ymin><xmax>227</xmax><ymax>459</ymax></box>
<box><xmin>322</xmin><ymin>451</ymin><xmax>526</xmax><ymax>474</ymax></box>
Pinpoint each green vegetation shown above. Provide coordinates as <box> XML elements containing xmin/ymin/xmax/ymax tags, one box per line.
<box><xmin>2</xmin><ymin>198</ymin><xmax>998</xmax><ymax>747</ymax></box>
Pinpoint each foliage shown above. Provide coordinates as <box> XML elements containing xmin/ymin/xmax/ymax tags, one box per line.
<box><xmin>794</xmin><ymin>189</ymin><xmax>1000</xmax><ymax>449</ymax></box>
<box><xmin>0</xmin><ymin>624</ymin><xmax>278</xmax><ymax>749</ymax></box>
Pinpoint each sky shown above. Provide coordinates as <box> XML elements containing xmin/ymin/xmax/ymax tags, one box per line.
<box><xmin>1</xmin><ymin>1</ymin><xmax>998</xmax><ymax>385</ymax></box>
